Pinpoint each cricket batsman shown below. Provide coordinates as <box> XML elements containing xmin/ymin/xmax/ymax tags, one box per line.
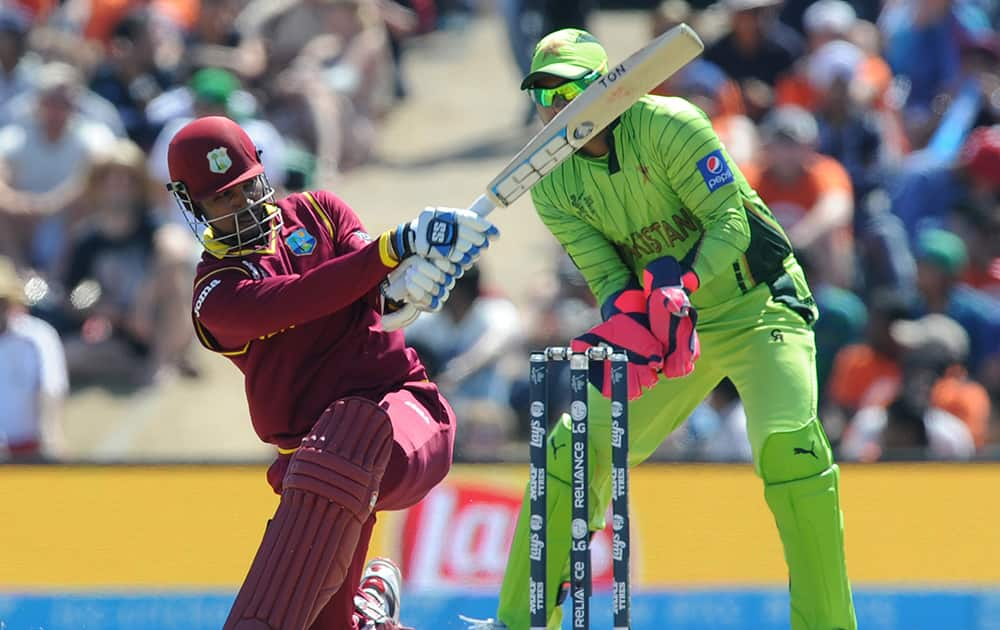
<box><xmin>166</xmin><ymin>116</ymin><xmax>498</xmax><ymax>629</ymax></box>
<box><xmin>466</xmin><ymin>29</ymin><xmax>856</xmax><ymax>629</ymax></box>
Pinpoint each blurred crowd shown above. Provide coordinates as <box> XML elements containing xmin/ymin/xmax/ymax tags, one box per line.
<box><xmin>0</xmin><ymin>0</ymin><xmax>997</xmax><ymax>465</ymax></box>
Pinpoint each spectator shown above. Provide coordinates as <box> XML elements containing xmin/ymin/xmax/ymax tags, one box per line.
<box><xmin>809</xmin><ymin>42</ymin><xmax>888</xmax><ymax>191</ymax></box>
<box><xmin>744</xmin><ymin>105</ymin><xmax>855</xmax><ymax>288</ymax></box>
<box><xmin>798</xmin><ymin>247</ymin><xmax>867</xmax><ymax>400</ymax></box>
<box><xmin>88</xmin><ymin>8</ymin><xmax>177</xmax><ymax>149</ymax></box>
<box><xmin>839</xmin><ymin>314</ymin><xmax>977</xmax><ymax>461</ymax></box>
<box><xmin>877</xmin><ymin>0</ymin><xmax>967</xmax><ymax>138</ymax></box>
<box><xmin>773</xmin><ymin>6</ymin><xmax>906</xmax><ymax>165</ymax></box>
<box><xmin>0</xmin><ymin>255</ymin><xmax>68</xmax><ymax>462</ymax></box>
<box><xmin>853</xmin><ymin>188</ymin><xmax>918</xmax><ymax>300</ymax></box>
<box><xmin>957</xmin><ymin>31</ymin><xmax>1000</xmax><ymax>131</ymax></box>
<box><xmin>826</xmin><ymin>292</ymin><xmax>992</xmax><ymax>449</ymax></box>
<box><xmin>70</xmin><ymin>0</ymin><xmax>197</xmax><ymax>44</ymax></box>
<box><xmin>803</xmin><ymin>0</ymin><xmax>857</xmax><ymax>49</ymax></box>
<box><xmin>703</xmin><ymin>0</ymin><xmax>805</xmax><ymax>118</ymax></box>
<box><xmin>502</xmin><ymin>0</ymin><xmax>594</xmax><ymax>125</ymax></box>
<box><xmin>900</xmin><ymin>316</ymin><xmax>993</xmax><ymax>452</ymax></box>
<box><xmin>0</xmin><ymin>8</ymin><xmax>35</xmax><ymax>110</ymax></box>
<box><xmin>955</xmin><ymin>197</ymin><xmax>1000</xmax><ymax>299</ymax></box>
<box><xmin>826</xmin><ymin>290</ymin><xmax>911</xmax><ymax>412</ymax></box>
<box><xmin>237</xmin><ymin>0</ymin><xmax>400</xmax><ymax>178</ymax></box>
<box><xmin>824</xmin><ymin>289</ymin><xmax>910</xmax><ymax>442</ymax></box>
<box><xmin>913</xmin><ymin>228</ymin><xmax>1000</xmax><ymax>394</ymax></box>
<box><xmin>502</xmin><ymin>0</ymin><xmax>594</xmax><ymax>81</ymax></box>
<box><xmin>0</xmin><ymin>61</ymin><xmax>116</xmax><ymax>271</ymax></box>
<box><xmin>888</xmin><ymin>125</ymin><xmax>1000</xmax><ymax>243</ymax></box>
<box><xmin>147</xmin><ymin>67</ymin><xmax>288</xmax><ymax>194</ymax></box>
<box><xmin>0</xmin><ymin>19</ymin><xmax>125</xmax><ymax>135</ymax></box>
<box><xmin>779</xmin><ymin>0</ymin><xmax>880</xmax><ymax>32</ymax></box>
<box><xmin>405</xmin><ymin>265</ymin><xmax>523</xmax><ymax>415</ymax></box>
<box><xmin>177</xmin><ymin>0</ymin><xmax>267</xmax><ymax>80</ymax></box>
<box><xmin>55</xmin><ymin>138</ymin><xmax>198</xmax><ymax>387</ymax></box>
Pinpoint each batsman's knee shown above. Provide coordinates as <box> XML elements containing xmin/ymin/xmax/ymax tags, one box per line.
<box><xmin>759</xmin><ymin>419</ymin><xmax>834</xmax><ymax>485</ymax></box>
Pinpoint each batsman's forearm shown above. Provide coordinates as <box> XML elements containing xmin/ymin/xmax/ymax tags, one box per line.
<box><xmin>198</xmin><ymin>238</ymin><xmax>396</xmax><ymax>340</ymax></box>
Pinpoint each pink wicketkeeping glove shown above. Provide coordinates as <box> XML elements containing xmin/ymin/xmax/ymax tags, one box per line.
<box><xmin>571</xmin><ymin>288</ymin><xmax>663</xmax><ymax>401</ymax></box>
<box><xmin>643</xmin><ymin>257</ymin><xmax>701</xmax><ymax>379</ymax></box>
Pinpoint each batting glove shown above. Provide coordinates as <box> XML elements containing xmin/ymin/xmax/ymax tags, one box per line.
<box><xmin>381</xmin><ymin>256</ymin><xmax>463</xmax><ymax>312</ymax></box>
<box><xmin>391</xmin><ymin>207</ymin><xmax>499</xmax><ymax>266</ymax></box>
<box><xmin>643</xmin><ymin>256</ymin><xmax>701</xmax><ymax>379</ymax></box>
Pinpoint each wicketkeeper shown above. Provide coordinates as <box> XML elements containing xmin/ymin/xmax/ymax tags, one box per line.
<box><xmin>465</xmin><ymin>29</ymin><xmax>856</xmax><ymax>630</ymax></box>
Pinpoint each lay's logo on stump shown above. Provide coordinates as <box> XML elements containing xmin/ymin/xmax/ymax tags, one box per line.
<box><xmin>696</xmin><ymin>149</ymin><xmax>734</xmax><ymax>193</ymax></box>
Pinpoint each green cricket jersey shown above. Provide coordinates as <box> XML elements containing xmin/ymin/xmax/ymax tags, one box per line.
<box><xmin>531</xmin><ymin>95</ymin><xmax>817</xmax><ymax>322</ymax></box>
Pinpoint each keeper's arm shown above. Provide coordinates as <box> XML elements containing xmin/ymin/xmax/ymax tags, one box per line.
<box><xmin>656</xmin><ymin>104</ymin><xmax>752</xmax><ymax>286</ymax></box>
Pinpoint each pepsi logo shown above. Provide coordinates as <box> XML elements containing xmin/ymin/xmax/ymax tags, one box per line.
<box><xmin>697</xmin><ymin>150</ymin><xmax>734</xmax><ymax>192</ymax></box>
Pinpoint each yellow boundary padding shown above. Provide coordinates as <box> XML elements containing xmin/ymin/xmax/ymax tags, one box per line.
<box><xmin>1</xmin><ymin>464</ymin><xmax>997</xmax><ymax>588</ymax></box>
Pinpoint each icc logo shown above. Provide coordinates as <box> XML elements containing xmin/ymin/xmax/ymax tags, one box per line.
<box><xmin>530</xmin><ymin>401</ymin><xmax>545</xmax><ymax>417</ymax></box>
<box><xmin>705</xmin><ymin>155</ymin><xmax>723</xmax><ymax>174</ymax></box>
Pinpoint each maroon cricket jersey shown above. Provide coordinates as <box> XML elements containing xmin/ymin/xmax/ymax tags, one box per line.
<box><xmin>190</xmin><ymin>190</ymin><xmax>428</xmax><ymax>448</ymax></box>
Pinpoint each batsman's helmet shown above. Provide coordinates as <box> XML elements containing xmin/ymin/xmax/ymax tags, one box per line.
<box><xmin>166</xmin><ymin>116</ymin><xmax>279</xmax><ymax>257</ymax></box>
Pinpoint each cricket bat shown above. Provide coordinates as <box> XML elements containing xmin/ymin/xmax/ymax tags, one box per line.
<box><xmin>468</xmin><ymin>22</ymin><xmax>705</xmax><ymax>215</ymax></box>
<box><xmin>383</xmin><ymin>24</ymin><xmax>705</xmax><ymax>330</ymax></box>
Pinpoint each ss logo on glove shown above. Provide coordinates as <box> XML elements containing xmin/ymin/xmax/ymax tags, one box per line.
<box><xmin>428</xmin><ymin>218</ymin><xmax>454</xmax><ymax>246</ymax></box>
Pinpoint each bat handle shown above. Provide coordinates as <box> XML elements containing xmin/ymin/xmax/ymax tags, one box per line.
<box><xmin>468</xmin><ymin>193</ymin><xmax>496</xmax><ymax>217</ymax></box>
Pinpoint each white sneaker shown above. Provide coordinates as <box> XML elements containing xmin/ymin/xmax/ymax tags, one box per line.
<box><xmin>458</xmin><ymin>615</ymin><xmax>508</xmax><ymax>629</ymax></box>
<box><xmin>356</xmin><ymin>557</ymin><xmax>403</xmax><ymax>628</ymax></box>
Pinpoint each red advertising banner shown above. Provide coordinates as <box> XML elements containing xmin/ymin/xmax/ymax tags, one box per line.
<box><xmin>398</xmin><ymin>478</ymin><xmax>619</xmax><ymax>589</ymax></box>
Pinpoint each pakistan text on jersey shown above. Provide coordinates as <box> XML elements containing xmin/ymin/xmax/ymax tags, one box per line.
<box><xmin>619</xmin><ymin>206</ymin><xmax>699</xmax><ymax>258</ymax></box>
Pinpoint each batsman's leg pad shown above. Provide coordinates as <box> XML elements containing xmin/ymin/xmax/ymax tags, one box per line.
<box><xmin>760</xmin><ymin>419</ymin><xmax>857</xmax><ymax>630</ymax></box>
<box><xmin>225</xmin><ymin>397</ymin><xmax>394</xmax><ymax>630</ymax></box>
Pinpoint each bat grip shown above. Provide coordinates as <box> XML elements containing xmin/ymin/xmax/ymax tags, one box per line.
<box><xmin>467</xmin><ymin>194</ymin><xmax>496</xmax><ymax>217</ymax></box>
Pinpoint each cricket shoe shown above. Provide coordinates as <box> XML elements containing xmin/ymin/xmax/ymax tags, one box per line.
<box><xmin>355</xmin><ymin>557</ymin><xmax>410</xmax><ymax>629</ymax></box>
<box><xmin>458</xmin><ymin>615</ymin><xmax>508</xmax><ymax>629</ymax></box>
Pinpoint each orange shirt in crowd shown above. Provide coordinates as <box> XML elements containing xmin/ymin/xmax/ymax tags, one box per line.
<box><xmin>742</xmin><ymin>153</ymin><xmax>853</xmax><ymax>233</ymax></box>
<box><xmin>775</xmin><ymin>55</ymin><xmax>893</xmax><ymax>112</ymax></box>
<box><xmin>828</xmin><ymin>344</ymin><xmax>991</xmax><ymax>448</ymax></box>
<box><xmin>85</xmin><ymin>0</ymin><xmax>199</xmax><ymax>43</ymax></box>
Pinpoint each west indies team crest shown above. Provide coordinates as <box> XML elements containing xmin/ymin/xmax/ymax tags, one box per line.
<box><xmin>285</xmin><ymin>228</ymin><xmax>316</xmax><ymax>256</ymax></box>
